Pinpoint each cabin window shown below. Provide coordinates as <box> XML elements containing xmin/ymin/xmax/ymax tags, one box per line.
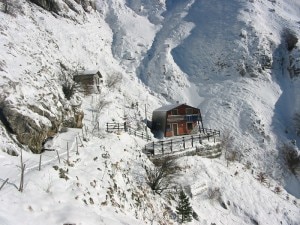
<box><xmin>172</xmin><ymin>109</ymin><xmax>178</xmax><ymax>115</ymax></box>
<box><xmin>166</xmin><ymin>124</ymin><xmax>171</xmax><ymax>131</ymax></box>
<box><xmin>186</xmin><ymin>108</ymin><xmax>193</xmax><ymax>115</ymax></box>
<box><xmin>187</xmin><ymin>122</ymin><xmax>193</xmax><ymax>130</ymax></box>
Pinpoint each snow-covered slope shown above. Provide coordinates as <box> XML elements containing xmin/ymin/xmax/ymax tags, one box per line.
<box><xmin>0</xmin><ymin>0</ymin><xmax>299</xmax><ymax>224</ymax></box>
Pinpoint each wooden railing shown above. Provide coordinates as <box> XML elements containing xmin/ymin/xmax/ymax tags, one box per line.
<box><xmin>106</xmin><ymin>122</ymin><xmax>151</xmax><ymax>141</ymax></box>
<box><xmin>144</xmin><ymin>130</ymin><xmax>220</xmax><ymax>156</ymax></box>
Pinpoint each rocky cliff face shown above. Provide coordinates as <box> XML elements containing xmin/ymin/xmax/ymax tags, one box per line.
<box><xmin>0</xmin><ymin>0</ymin><xmax>107</xmax><ymax>153</ymax></box>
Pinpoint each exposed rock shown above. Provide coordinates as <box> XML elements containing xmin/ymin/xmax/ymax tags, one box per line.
<box><xmin>0</xmin><ymin>92</ymin><xmax>84</xmax><ymax>153</ymax></box>
<box><xmin>288</xmin><ymin>47</ymin><xmax>300</xmax><ymax>78</ymax></box>
<box><xmin>30</xmin><ymin>0</ymin><xmax>61</xmax><ymax>14</ymax></box>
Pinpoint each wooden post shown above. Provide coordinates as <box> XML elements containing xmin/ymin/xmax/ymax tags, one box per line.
<box><xmin>213</xmin><ymin>133</ymin><xmax>216</xmax><ymax>143</ymax></box>
<box><xmin>19</xmin><ymin>148</ymin><xmax>24</xmax><ymax>192</ymax></box>
<box><xmin>118</xmin><ymin>123</ymin><xmax>120</xmax><ymax>132</ymax></box>
<box><xmin>56</xmin><ymin>150</ymin><xmax>61</xmax><ymax>164</ymax></box>
<box><xmin>106</xmin><ymin>123</ymin><xmax>109</xmax><ymax>132</ymax></box>
<box><xmin>0</xmin><ymin>178</ymin><xmax>9</xmax><ymax>191</ymax></box>
<box><xmin>82</xmin><ymin>127</ymin><xmax>85</xmax><ymax>138</ymax></box>
<box><xmin>183</xmin><ymin>137</ymin><xmax>185</xmax><ymax>149</ymax></box>
<box><xmin>124</xmin><ymin>122</ymin><xmax>127</xmax><ymax>132</ymax></box>
<box><xmin>38</xmin><ymin>154</ymin><xmax>42</xmax><ymax>171</ymax></box>
<box><xmin>170</xmin><ymin>139</ymin><xmax>173</xmax><ymax>152</ymax></box>
<box><xmin>76</xmin><ymin>137</ymin><xmax>79</xmax><ymax>155</ymax></box>
<box><xmin>85</xmin><ymin>126</ymin><xmax>88</xmax><ymax>137</ymax></box>
<box><xmin>67</xmin><ymin>142</ymin><xmax>69</xmax><ymax>164</ymax></box>
<box><xmin>161</xmin><ymin>141</ymin><xmax>164</xmax><ymax>155</ymax></box>
<box><xmin>153</xmin><ymin>141</ymin><xmax>155</xmax><ymax>153</ymax></box>
<box><xmin>191</xmin><ymin>136</ymin><xmax>194</xmax><ymax>147</ymax></box>
<box><xmin>19</xmin><ymin>163</ymin><xmax>26</xmax><ymax>192</ymax></box>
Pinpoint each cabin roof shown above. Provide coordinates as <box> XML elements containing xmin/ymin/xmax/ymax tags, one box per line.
<box><xmin>153</xmin><ymin>103</ymin><xmax>183</xmax><ymax>112</ymax></box>
<box><xmin>153</xmin><ymin>103</ymin><xmax>200</xmax><ymax>112</ymax></box>
<box><xmin>77</xmin><ymin>70</ymin><xmax>101</xmax><ymax>76</ymax></box>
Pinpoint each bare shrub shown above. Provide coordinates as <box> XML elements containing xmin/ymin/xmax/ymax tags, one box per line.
<box><xmin>95</xmin><ymin>99</ymin><xmax>110</xmax><ymax>115</ymax></box>
<box><xmin>280</xmin><ymin>143</ymin><xmax>300</xmax><ymax>174</ymax></box>
<box><xmin>106</xmin><ymin>73</ymin><xmax>122</xmax><ymax>88</ymax></box>
<box><xmin>206</xmin><ymin>187</ymin><xmax>221</xmax><ymax>201</ymax></box>
<box><xmin>144</xmin><ymin>157</ymin><xmax>180</xmax><ymax>194</ymax></box>
<box><xmin>62</xmin><ymin>81</ymin><xmax>75</xmax><ymax>100</ymax></box>
<box><xmin>245</xmin><ymin>161</ymin><xmax>252</xmax><ymax>170</ymax></box>
<box><xmin>256</xmin><ymin>172</ymin><xmax>267</xmax><ymax>184</ymax></box>
<box><xmin>220</xmin><ymin>130</ymin><xmax>240</xmax><ymax>166</ymax></box>
<box><xmin>226</xmin><ymin>148</ymin><xmax>243</xmax><ymax>163</ymax></box>
<box><xmin>273</xmin><ymin>186</ymin><xmax>282</xmax><ymax>194</ymax></box>
<box><xmin>28</xmin><ymin>131</ymin><xmax>47</xmax><ymax>154</ymax></box>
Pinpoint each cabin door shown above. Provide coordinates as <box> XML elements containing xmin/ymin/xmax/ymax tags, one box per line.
<box><xmin>172</xmin><ymin>123</ymin><xmax>178</xmax><ymax>136</ymax></box>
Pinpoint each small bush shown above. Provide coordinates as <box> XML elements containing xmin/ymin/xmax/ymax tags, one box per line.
<box><xmin>59</xmin><ymin>168</ymin><xmax>69</xmax><ymax>180</ymax></box>
<box><xmin>28</xmin><ymin>131</ymin><xmax>47</xmax><ymax>154</ymax></box>
<box><xmin>273</xmin><ymin>186</ymin><xmax>282</xmax><ymax>194</ymax></box>
<box><xmin>256</xmin><ymin>172</ymin><xmax>267</xmax><ymax>184</ymax></box>
<box><xmin>62</xmin><ymin>82</ymin><xmax>75</xmax><ymax>100</ymax></box>
<box><xmin>145</xmin><ymin>157</ymin><xmax>180</xmax><ymax>194</ymax></box>
<box><xmin>106</xmin><ymin>73</ymin><xmax>122</xmax><ymax>88</ymax></box>
<box><xmin>207</xmin><ymin>187</ymin><xmax>221</xmax><ymax>201</ymax></box>
<box><xmin>281</xmin><ymin>143</ymin><xmax>300</xmax><ymax>174</ymax></box>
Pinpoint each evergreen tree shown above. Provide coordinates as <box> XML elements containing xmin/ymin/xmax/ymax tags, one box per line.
<box><xmin>176</xmin><ymin>190</ymin><xmax>193</xmax><ymax>223</ymax></box>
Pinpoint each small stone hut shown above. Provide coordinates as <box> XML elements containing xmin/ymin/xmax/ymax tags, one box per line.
<box><xmin>73</xmin><ymin>70</ymin><xmax>103</xmax><ymax>95</ymax></box>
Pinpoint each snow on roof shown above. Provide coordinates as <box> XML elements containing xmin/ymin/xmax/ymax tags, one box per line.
<box><xmin>78</xmin><ymin>70</ymin><xmax>101</xmax><ymax>76</ymax></box>
<box><xmin>153</xmin><ymin>103</ymin><xmax>183</xmax><ymax>112</ymax></box>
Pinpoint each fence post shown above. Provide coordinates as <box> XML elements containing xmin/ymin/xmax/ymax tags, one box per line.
<box><xmin>76</xmin><ymin>137</ymin><xmax>79</xmax><ymax>155</ymax></box>
<box><xmin>161</xmin><ymin>141</ymin><xmax>164</xmax><ymax>155</ymax></box>
<box><xmin>106</xmin><ymin>123</ymin><xmax>108</xmax><ymax>132</ymax></box>
<box><xmin>118</xmin><ymin>123</ymin><xmax>120</xmax><ymax>132</ymax></box>
<box><xmin>191</xmin><ymin>136</ymin><xmax>194</xmax><ymax>147</ymax></box>
<box><xmin>213</xmin><ymin>132</ymin><xmax>216</xmax><ymax>143</ymax></box>
<box><xmin>170</xmin><ymin>139</ymin><xmax>173</xmax><ymax>152</ymax></box>
<box><xmin>124</xmin><ymin>122</ymin><xmax>127</xmax><ymax>132</ymax></box>
<box><xmin>19</xmin><ymin>163</ymin><xmax>26</xmax><ymax>192</ymax></box>
<box><xmin>38</xmin><ymin>154</ymin><xmax>42</xmax><ymax>171</ymax></box>
<box><xmin>56</xmin><ymin>150</ymin><xmax>61</xmax><ymax>164</ymax></box>
<box><xmin>67</xmin><ymin>142</ymin><xmax>70</xmax><ymax>164</ymax></box>
<box><xmin>153</xmin><ymin>141</ymin><xmax>155</xmax><ymax>153</ymax></box>
<box><xmin>183</xmin><ymin>137</ymin><xmax>185</xmax><ymax>149</ymax></box>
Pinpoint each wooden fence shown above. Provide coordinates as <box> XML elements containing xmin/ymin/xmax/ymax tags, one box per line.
<box><xmin>144</xmin><ymin>131</ymin><xmax>220</xmax><ymax>156</ymax></box>
<box><xmin>106</xmin><ymin>122</ymin><xmax>127</xmax><ymax>132</ymax></box>
<box><xmin>106</xmin><ymin>122</ymin><xmax>151</xmax><ymax>141</ymax></box>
